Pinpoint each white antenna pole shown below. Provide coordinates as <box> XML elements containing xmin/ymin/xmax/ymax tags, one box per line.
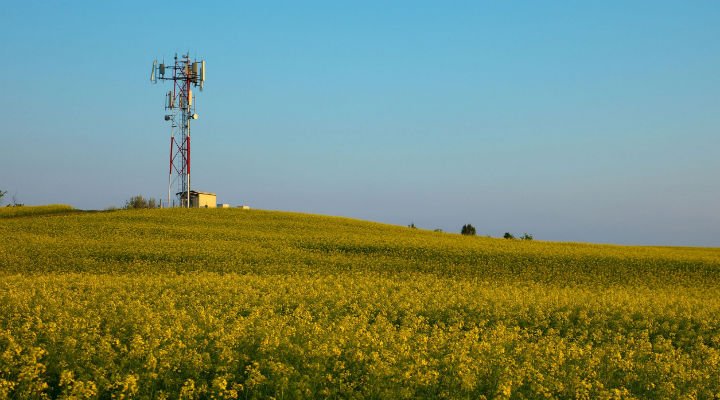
<box><xmin>168</xmin><ymin>121</ymin><xmax>172</xmax><ymax>208</ymax></box>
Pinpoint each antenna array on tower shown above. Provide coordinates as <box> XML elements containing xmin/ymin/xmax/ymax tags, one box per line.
<box><xmin>150</xmin><ymin>53</ymin><xmax>206</xmax><ymax>207</ymax></box>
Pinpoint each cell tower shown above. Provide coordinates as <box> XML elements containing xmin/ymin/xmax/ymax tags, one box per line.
<box><xmin>150</xmin><ymin>53</ymin><xmax>205</xmax><ymax>207</ymax></box>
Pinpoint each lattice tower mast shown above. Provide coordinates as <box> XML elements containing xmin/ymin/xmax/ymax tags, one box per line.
<box><xmin>150</xmin><ymin>53</ymin><xmax>205</xmax><ymax>207</ymax></box>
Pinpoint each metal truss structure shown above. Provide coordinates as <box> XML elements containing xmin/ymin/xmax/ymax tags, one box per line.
<box><xmin>151</xmin><ymin>53</ymin><xmax>205</xmax><ymax>207</ymax></box>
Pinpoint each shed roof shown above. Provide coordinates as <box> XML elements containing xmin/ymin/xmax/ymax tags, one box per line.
<box><xmin>177</xmin><ymin>190</ymin><xmax>217</xmax><ymax>196</ymax></box>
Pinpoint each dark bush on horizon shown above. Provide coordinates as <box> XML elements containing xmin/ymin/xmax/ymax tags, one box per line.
<box><xmin>124</xmin><ymin>195</ymin><xmax>159</xmax><ymax>209</ymax></box>
<box><xmin>461</xmin><ymin>224</ymin><xmax>476</xmax><ymax>236</ymax></box>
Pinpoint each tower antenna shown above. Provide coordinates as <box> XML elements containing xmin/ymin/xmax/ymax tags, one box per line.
<box><xmin>150</xmin><ymin>54</ymin><xmax>206</xmax><ymax>207</ymax></box>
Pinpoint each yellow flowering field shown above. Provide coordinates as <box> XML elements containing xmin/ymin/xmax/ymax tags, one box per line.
<box><xmin>0</xmin><ymin>204</ymin><xmax>76</xmax><ymax>219</ymax></box>
<box><xmin>1</xmin><ymin>207</ymin><xmax>719</xmax><ymax>398</ymax></box>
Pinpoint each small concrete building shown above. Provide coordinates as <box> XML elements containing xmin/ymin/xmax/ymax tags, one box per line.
<box><xmin>217</xmin><ymin>203</ymin><xmax>231</xmax><ymax>208</ymax></box>
<box><xmin>178</xmin><ymin>191</ymin><xmax>217</xmax><ymax>208</ymax></box>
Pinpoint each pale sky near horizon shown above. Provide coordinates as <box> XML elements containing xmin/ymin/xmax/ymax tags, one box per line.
<box><xmin>1</xmin><ymin>1</ymin><xmax>719</xmax><ymax>246</ymax></box>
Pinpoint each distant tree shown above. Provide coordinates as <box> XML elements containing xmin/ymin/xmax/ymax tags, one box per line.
<box><xmin>503</xmin><ymin>232</ymin><xmax>515</xmax><ymax>240</ymax></box>
<box><xmin>520</xmin><ymin>233</ymin><xmax>534</xmax><ymax>241</ymax></box>
<box><xmin>434</xmin><ymin>228</ymin><xmax>443</xmax><ymax>233</ymax></box>
<box><xmin>124</xmin><ymin>195</ymin><xmax>159</xmax><ymax>209</ymax></box>
<box><xmin>0</xmin><ymin>189</ymin><xmax>6</xmax><ymax>205</ymax></box>
<box><xmin>461</xmin><ymin>224</ymin><xmax>476</xmax><ymax>236</ymax></box>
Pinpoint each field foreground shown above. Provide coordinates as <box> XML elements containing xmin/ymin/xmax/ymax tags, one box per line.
<box><xmin>1</xmin><ymin>207</ymin><xmax>720</xmax><ymax>399</ymax></box>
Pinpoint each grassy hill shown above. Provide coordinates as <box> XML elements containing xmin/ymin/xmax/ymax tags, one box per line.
<box><xmin>1</xmin><ymin>207</ymin><xmax>719</xmax><ymax>398</ymax></box>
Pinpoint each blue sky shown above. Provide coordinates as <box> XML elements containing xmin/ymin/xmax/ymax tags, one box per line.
<box><xmin>1</xmin><ymin>1</ymin><xmax>719</xmax><ymax>246</ymax></box>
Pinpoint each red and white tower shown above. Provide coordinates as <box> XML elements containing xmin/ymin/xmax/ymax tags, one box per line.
<box><xmin>151</xmin><ymin>53</ymin><xmax>205</xmax><ymax>207</ymax></box>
